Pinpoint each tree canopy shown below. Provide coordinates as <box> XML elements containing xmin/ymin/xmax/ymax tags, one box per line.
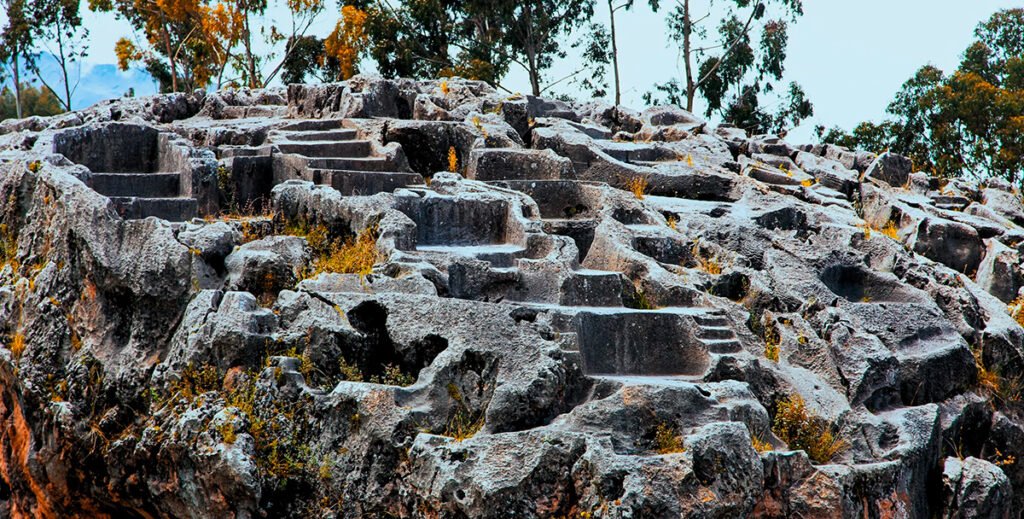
<box><xmin>644</xmin><ymin>0</ymin><xmax>812</xmax><ymax>135</ymax></box>
<box><xmin>819</xmin><ymin>8</ymin><xmax>1024</xmax><ymax>182</ymax></box>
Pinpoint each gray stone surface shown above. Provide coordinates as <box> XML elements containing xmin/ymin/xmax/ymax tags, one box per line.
<box><xmin>1</xmin><ymin>75</ymin><xmax>1024</xmax><ymax>518</ymax></box>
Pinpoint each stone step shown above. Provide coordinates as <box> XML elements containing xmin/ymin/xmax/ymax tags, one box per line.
<box><xmin>273</xmin><ymin>129</ymin><xmax>358</xmax><ymax>141</ymax></box>
<box><xmin>110</xmin><ymin>197</ymin><xmax>197</xmax><ymax>222</ymax></box>
<box><xmin>415</xmin><ymin>244</ymin><xmax>527</xmax><ymax>268</ymax></box>
<box><xmin>699</xmin><ymin>338</ymin><xmax>742</xmax><ymax>354</ymax></box>
<box><xmin>695</xmin><ymin>326</ymin><xmax>735</xmax><ymax>340</ymax></box>
<box><xmin>277</xmin><ymin>141</ymin><xmax>372</xmax><ymax>158</ymax></box>
<box><xmin>573</xmin><ymin>309</ymin><xmax>710</xmax><ymax>376</ymax></box>
<box><xmin>310</xmin><ymin>169</ymin><xmax>424</xmax><ymax>196</ymax></box>
<box><xmin>693</xmin><ymin>313</ymin><xmax>731</xmax><ymax>327</ymax></box>
<box><xmin>278</xmin><ymin>119</ymin><xmax>345</xmax><ymax>132</ymax></box>
<box><xmin>91</xmin><ymin>172</ymin><xmax>180</xmax><ymax>198</ymax></box>
<box><xmin>560</xmin><ymin>270</ymin><xmax>626</xmax><ymax>307</ymax></box>
<box><xmin>306</xmin><ymin>156</ymin><xmax>394</xmax><ymax>172</ymax></box>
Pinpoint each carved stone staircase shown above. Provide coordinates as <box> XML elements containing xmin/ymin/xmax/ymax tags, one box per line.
<box><xmin>270</xmin><ymin>120</ymin><xmax>424</xmax><ymax>196</ymax></box>
<box><xmin>91</xmin><ymin>172</ymin><xmax>197</xmax><ymax>221</ymax></box>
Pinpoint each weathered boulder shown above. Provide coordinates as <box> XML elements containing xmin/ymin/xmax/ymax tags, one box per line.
<box><xmin>942</xmin><ymin>457</ymin><xmax>1013</xmax><ymax>519</ymax></box>
<box><xmin>863</xmin><ymin>152</ymin><xmax>913</xmax><ymax>188</ymax></box>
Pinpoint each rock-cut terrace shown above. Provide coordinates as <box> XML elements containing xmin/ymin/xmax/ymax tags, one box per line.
<box><xmin>0</xmin><ymin>75</ymin><xmax>1022</xmax><ymax>517</ymax></box>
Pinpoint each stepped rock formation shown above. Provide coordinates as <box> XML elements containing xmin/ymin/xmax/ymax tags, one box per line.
<box><xmin>0</xmin><ymin>75</ymin><xmax>1023</xmax><ymax>517</ymax></box>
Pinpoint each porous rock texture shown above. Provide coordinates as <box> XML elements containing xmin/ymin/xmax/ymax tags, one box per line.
<box><xmin>0</xmin><ymin>75</ymin><xmax>1023</xmax><ymax>518</ymax></box>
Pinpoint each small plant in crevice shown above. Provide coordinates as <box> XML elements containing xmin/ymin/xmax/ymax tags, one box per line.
<box><xmin>665</xmin><ymin>215</ymin><xmax>677</xmax><ymax>231</ymax></box>
<box><xmin>217</xmin><ymin>164</ymin><xmax>239</xmax><ymax>215</ymax></box>
<box><xmin>691</xmin><ymin>240</ymin><xmax>729</xmax><ymax>276</ymax></box>
<box><xmin>8</xmin><ymin>332</ymin><xmax>25</xmax><ymax>359</ymax></box>
<box><xmin>880</xmin><ymin>220</ymin><xmax>900</xmax><ymax>240</ymax></box>
<box><xmin>287</xmin><ymin>219</ymin><xmax>382</xmax><ymax>279</ymax></box>
<box><xmin>369</xmin><ymin>364</ymin><xmax>415</xmax><ymax>387</ymax></box>
<box><xmin>651</xmin><ymin>422</ymin><xmax>686</xmax><ymax>454</ymax></box>
<box><xmin>447</xmin><ymin>146</ymin><xmax>458</xmax><ymax>173</ymax></box>
<box><xmin>772</xmin><ymin>394</ymin><xmax>847</xmax><ymax>464</ymax></box>
<box><xmin>625</xmin><ymin>176</ymin><xmax>649</xmax><ymax>200</ymax></box>
<box><xmin>1008</xmin><ymin>297</ymin><xmax>1024</xmax><ymax>329</ymax></box>
<box><xmin>974</xmin><ymin>348</ymin><xmax>1022</xmax><ymax>405</ymax></box>
<box><xmin>751</xmin><ymin>431</ymin><xmax>773</xmax><ymax>453</ymax></box>
<box><xmin>0</xmin><ymin>224</ymin><xmax>18</xmax><ymax>272</ymax></box>
<box><xmin>338</xmin><ymin>357</ymin><xmax>364</xmax><ymax>382</ymax></box>
<box><xmin>440</xmin><ymin>382</ymin><xmax>485</xmax><ymax>442</ymax></box>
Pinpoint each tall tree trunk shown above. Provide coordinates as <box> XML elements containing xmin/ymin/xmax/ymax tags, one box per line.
<box><xmin>682</xmin><ymin>0</ymin><xmax>694</xmax><ymax>111</ymax></box>
<box><xmin>160</xmin><ymin>21</ymin><xmax>178</xmax><ymax>92</ymax></box>
<box><xmin>12</xmin><ymin>56</ymin><xmax>22</xmax><ymax>119</ymax></box>
<box><xmin>609</xmin><ymin>0</ymin><xmax>621</xmax><ymax>106</ymax></box>
<box><xmin>243</xmin><ymin>13</ymin><xmax>257</xmax><ymax>87</ymax></box>
<box><xmin>524</xmin><ymin>5</ymin><xmax>540</xmax><ymax>96</ymax></box>
<box><xmin>57</xmin><ymin>26</ymin><xmax>72</xmax><ymax>110</ymax></box>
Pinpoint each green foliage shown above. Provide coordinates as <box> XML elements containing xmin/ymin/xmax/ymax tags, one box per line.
<box><xmin>773</xmin><ymin>394</ymin><xmax>846</xmax><ymax>464</ymax></box>
<box><xmin>647</xmin><ymin>0</ymin><xmax>812</xmax><ymax>135</ymax></box>
<box><xmin>0</xmin><ymin>83</ymin><xmax>63</xmax><ymax>119</ymax></box>
<box><xmin>353</xmin><ymin>0</ymin><xmax>596</xmax><ymax>95</ymax></box>
<box><xmin>651</xmin><ymin>422</ymin><xmax>686</xmax><ymax>454</ymax></box>
<box><xmin>819</xmin><ymin>8</ymin><xmax>1024</xmax><ymax>182</ymax></box>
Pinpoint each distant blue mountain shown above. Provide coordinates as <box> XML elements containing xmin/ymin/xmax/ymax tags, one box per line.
<box><xmin>7</xmin><ymin>53</ymin><xmax>158</xmax><ymax>110</ymax></box>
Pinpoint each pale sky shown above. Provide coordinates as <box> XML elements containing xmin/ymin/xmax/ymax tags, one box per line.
<box><xmin>74</xmin><ymin>1</ymin><xmax>1017</xmax><ymax>142</ymax></box>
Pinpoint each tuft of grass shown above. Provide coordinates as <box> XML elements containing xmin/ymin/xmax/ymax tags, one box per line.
<box><xmin>0</xmin><ymin>224</ymin><xmax>18</xmax><ymax>271</ymax></box>
<box><xmin>289</xmin><ymin>221</ymin><xmax>381</xmax><ymax>279</ymax></box>
<box><xmin>442</xmin><ymin>408</ymin><xmax>484</xmax><ymax>442</ymax></box>
<box><xmin>315</xmin><ymin>226</ymin><xmax>380</xmax><ymax>276</ymax></box>
<box><xmin>218</xmin><ymin>417</ymin><xmax>238</xmax><ymax>444</ymax></box>
<box><xmin>665</xmin><ymin>215</ymin><xmax>677</xmax><ymax>231</ymax></box>
<box><xmin>447</xmin><ymin>146</ymin><xmax>458</xmax><ymax>173</ymax></box>
<box><xmin>369</xmin><ymin>364</ymin><xmax>415</xmax><ymax>387</ymax></box>
<box><xmin>691</xmin><ymin>241</ymin><xmax>728</xmax><ymax>275</ymax></box>
<box><xmin>773</xmin><ymin>394</ymin><xmax>847</xmax><ymax>464</ymax></box>
<box><xmin>751</xmin><ymin>432</ymin><xmax>773</xmax><ymax>453</ymax></box>
<box><xmin>440</xmin><ymin>80</ymin><xmax>449</xmax><ymax>95</ymax></box>
<box><xmin>9</xmin><ymin>333</ymin><xmax>25</xmax><ymax>359</ymax></box>
<box><xmin>765</xmin><ymin>339</ymin><xmax>780</xmax><ymax>363</ymax></box>
<box><xmin>1010</xmin><ymin>297</ymin><xmax>1024</xmax><ymax>328</ymax></box>
<box><xmin>28</xmin><ymin>161</ymin><xmax>41</xmax><ymax>173</ymax></box>
<box><xmin>975</xmin><ymin>348</ymin><xmax>1022</xmax><ymax>404</ymax></box>
<box><xmin>338</xmin><ymin>358</ymin><xmax>364</xmax><ymax>382</ymax></box>
<box><xmin>652</xmin><ymin>423</ymin><xmax>686</xmax><ymax>454</ymax></box>
<box><xmin>881</xmin><ymin>221</ymin><xmax>900</xmax><ymax>240</ymax></box>
<box><xmin>625</xmin><ymin>176</ymin><xmax>649</xmax><ymax>200</ymax></box>
<box><xmin>801</xmin><ymin>179</ymin><xmax>815</xmax><ymax>187</ymax></box>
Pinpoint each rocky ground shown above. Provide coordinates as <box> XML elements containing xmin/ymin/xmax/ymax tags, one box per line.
<box><xmin>0</xmin><ymin>76</ymin><xmax>1023</xmax><ymax>518</ymax></box>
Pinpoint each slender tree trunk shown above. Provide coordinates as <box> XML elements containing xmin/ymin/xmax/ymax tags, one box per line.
<box><xmin>682</xmin><ymin>0</ymin><xmax>694</xmax><ymax>111</ymax></box>
<box><xmin>12</xmin><ymin>57</ymin><xmax>22</xmax><ymax>119</ymax></box>
<box><xmin>160</xmin><ymin>20</ymin><xmax>178</xmax><ymax>92</ymax></box>
<box><xmin>608</xmin><ymin>0</ymin><xmax>621</xmax><ymax>106</ymax></box>
<box><xmin>57</xmin><ymin>26</ymin><xmax>72</xmax><ymax>110</ymax></box>
<box><xmin>524</xmin><ymin>5</ymin><xmax>540</xmax><ymax>96</ymax></box>
<box><xmin>243</xmin><ymin>13</ymin><xmax>258</xmax><ymax>87</ymax></box>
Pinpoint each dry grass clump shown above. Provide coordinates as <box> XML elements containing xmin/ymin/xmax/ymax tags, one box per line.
<box><xmin>974</xmin><ymin>348</ymin><xmax>1022</xmax><ymax>404</ymax></box>
<box><xmin>285</xmin><ymin>220</ymin><xmax>381</xmax><ymax>278</ymax></box>
<box><xmin>691</xmin><ymin>241</ymin><xmax>729</xmax><ymax>275</ymax></box>
<box><xmin>880</xmin><ymin>221</ymin><xmax>900</xmax><ymax>240</ymax></box>
<box><xmin>447</xmin><ymin>146</ymin><xmax>458</xmax><ymax>173</ymax></box>
<box><xmin>9</xmin><ymin>333</ymin><xmax>25</xmax><ymax>359</ymax></box>
<box><xmin>440</xmin><ymin>383</ymin><xmax>485</xmax><ymax>442</ymax></box>
<box><xmin>625</xmin><ymin>176</ymin><xmax>649</xmax><ymax>200</ymax></box>
<box><xmin>652</xmin><ymin>423</ymin><xmax>686</xmax><ymax>454</ymax></box>
<box><xmin>751</xmin><ymin>433</ymin><xmax>773</xmax><ymax>453</ymax></box>
<box><xmin>0</xmin><ymin>224</ymin><xmax>18</xmax><ymax>271</ymax></box>
<box><xmin>773</xmin><ymin>394</ymin><xmax>846</xmax><ymax>464</ymax></box>
<box><xmin>1008</xmin><ymin>297</ymin><xmax>1024</xmax><ymax>328</ymax></box>
<box><xmin>314</xmin><ymin>226</ymin><xmax>380</xmax><ymax>276</ymax></box>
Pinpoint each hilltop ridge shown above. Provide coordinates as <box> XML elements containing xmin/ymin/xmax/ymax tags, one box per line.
<box><xmin>0</xmin><ymin>75</ymin><xmax>1022</xmax><ymax>518</ymax></box>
